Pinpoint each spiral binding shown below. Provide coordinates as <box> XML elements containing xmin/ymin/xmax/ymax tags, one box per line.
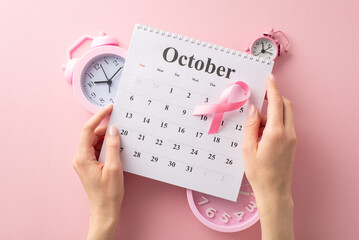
<box><xmin>136</xmin><ymin>24</ymin><xmax>272</xmax><ymax>65</ymax></box>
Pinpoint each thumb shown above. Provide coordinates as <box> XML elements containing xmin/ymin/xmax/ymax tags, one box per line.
<box><xmin>242</xmin><ymin>104</ymin><xmax>260</xmax><ymax>156</ymax></box>
<box><xmin>103</xmin><ymin>126</ymin><xmax>122</xmax><ymax>172</ymax></box>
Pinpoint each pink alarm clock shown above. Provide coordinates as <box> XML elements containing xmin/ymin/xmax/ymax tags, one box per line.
<box><xmin>187</xmin><ymin>175</ymin><xmax>258</xmax><ymax>232</ymax></box>
<box><xmin>245</xmin><ymin>28</ymin><xmax>289</xmax><ymax>61</ymax></box>
<box><xmin>62</xmin><ymin>32</ymin><xmax>127</xmax><ymax>113</ymax></box>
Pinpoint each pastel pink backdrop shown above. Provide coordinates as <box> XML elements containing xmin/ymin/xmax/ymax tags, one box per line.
<box><xmin>0</xmin><ymin>0</ymin><xmax>358</xmax><ymax>239</ymax></box>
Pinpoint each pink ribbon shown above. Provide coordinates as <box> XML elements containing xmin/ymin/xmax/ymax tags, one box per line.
<box><xmin>193</xmin><ymin>81</ymin><xmax>251</xmax><ymax>134</ymax></box>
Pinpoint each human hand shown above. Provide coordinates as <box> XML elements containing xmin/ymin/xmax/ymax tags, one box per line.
<box><xmin>72</xmin><ymin>105</ymin><xmax>124</xmax><ymax>240</ymax></box>
<box><xmin>242</xmin><ymin>74</ymin><xmax>297</xmax><ymax>240</ymax></box>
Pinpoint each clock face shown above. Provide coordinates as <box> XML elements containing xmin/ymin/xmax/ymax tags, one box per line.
<box><xmin>251</xmin><ymin>38</ymin><xmax>277</xmax><ymax>60</ymax></box>
<box><xmin>81</xmin><ymin>54</ymin><xmax>125</xmax><ymax>107</ymax></box>
<box><xmin>187</xmin><ymin>176</ymin><xmax>258</xmax><ymax>232</ymax></box>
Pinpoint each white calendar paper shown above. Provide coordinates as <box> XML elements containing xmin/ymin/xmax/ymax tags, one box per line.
<box><xmin>99</xmin><ymin>24</ymin><xmax>273</xmax><ymax>201</ymax></box>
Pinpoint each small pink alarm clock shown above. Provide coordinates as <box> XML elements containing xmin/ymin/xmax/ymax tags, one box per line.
<box><xmin>62</xmin><ymin>32</ymin><xmax>127</xmax><ymax>113</ymax></box>
<box><xmin>187</xmin><ymin>175</ymin><xmax>258</xmax><ymax>232</ymax></box>
<box><xmin>245</xmin><ymin>28</ymin><xmax>289</xmax><ymax>61</ymax></box>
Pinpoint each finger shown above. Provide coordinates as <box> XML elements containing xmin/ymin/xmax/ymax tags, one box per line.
<box><xmin>242</xmin><ymin>104</ymin><xmax>260</xmax><ymax>156</ymax></box>
<box><xmin>79</xmin><ymin>105</ymin><xmax>113</xmax><ymax>149</ymax></box>
<box><xmin>103</xmin><ymin>126</ymin><xmax>122</xmax><ymax>176</ymax></box>
<box><xmin>84</xmin><ymin>105</ymin><xmax>113</xmax><ymax>133</ymax></box>
<box><xmin>282</xmin><ymin>97</ymin><xmax>295</xmax><ymax>130</ymax></box>
<box><xmin>92</xmin><ymin>125</ymin><xmax>107</xmax><ymax>147</ymax></box>
<box><xmin>266</xmin><ymin>74</ymin><xmax>284</xmax><ymax>126</ymax></box>
<box><xmin>92</xmin><ymin>125</ymin><xmax>107</xmax><ymax>146</ymax></box>
<box><xmin>95</xmin><ymin>124</ymin><xmax>108</xmax><ymax>137</ymax></box>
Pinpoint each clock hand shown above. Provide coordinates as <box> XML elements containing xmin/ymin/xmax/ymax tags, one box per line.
<box><xmin>261</xmin><ymin>41</ymin><xmax>264</xmax><ymax>50</ymax></box>
<box><xmin>100</xmin><ymin>64</ymin><xmax>109</xmax><ymax>80</ymax></box>
<box><xmin>100</xmin><ymin>63</ymin><xmax>115</xmax><ymax>95</ymax></box>
<box><xmin>254</xmin><ymin>52</ymin><xmax>262</xmax><ymax>56</ymax></box>
<box><xmin>109</xmin><ymin>67</ymin><xmax>123</xmax><ymax>80</ymax></box>
<box><xmin>94</xmin><ymin>81</ymin><xmax>108</xmax><ymax>84</ymax></box>
<box><xmin>265</xmin><ymin>51</ymin><xmax>273</xmax><ymax>55</ymax></box>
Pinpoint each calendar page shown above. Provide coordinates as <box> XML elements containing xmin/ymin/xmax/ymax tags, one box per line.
<box><xmin>99</xmin><ymin>24</ymin><xmax>273</xmax><ymax>201</ymax></box>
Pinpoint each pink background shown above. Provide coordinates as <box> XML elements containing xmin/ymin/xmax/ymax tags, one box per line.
<box><xmin>0</xmin><ymin>0</ymin><xmax>358</xmax><ymax>239</ymax></box>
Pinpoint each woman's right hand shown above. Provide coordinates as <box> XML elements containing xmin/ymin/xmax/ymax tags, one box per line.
<box><xmin>242</xmin><ymin>74</ymin><xmax>297</xmax><ymax>240</ymax></box>
<box><xmin>72</xmin><ymin>105</ymin><xmax>124</xmax><ymax>240</ymax></box>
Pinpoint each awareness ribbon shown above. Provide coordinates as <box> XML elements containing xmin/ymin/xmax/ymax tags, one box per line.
<box><xmin>192</xmin><ymin>81</ymin><xmax>251</xmax><ymax>134</ymax></box>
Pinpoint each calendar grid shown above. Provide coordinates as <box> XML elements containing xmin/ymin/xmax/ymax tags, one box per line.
<box><xmin>121</xmin><ymin>105</ymin><xmax>242</xmax><ymax>160</ymax></box>
<box><xmin>119</xmin><ymin>144</ymin><xmax>235</xmax><ymax>178</ymax></box>
<box><xmin>126</xmin><ymin>78</ymin><xmax>247</xmax><ymax>128</ymax></box>
<box><xmin>121</xmin><ymin>97</ymin><xmax>243</xmax><ymax>142</ymax></box>
<box><xmin>117</xmin><ymin>113</ymin><xmax>240</xmax><ymax>167</ymax></box>
<box><xmin>126</xmin><ymin>88</ymin><xmax>246</xmax><ymax>126</ymax></box>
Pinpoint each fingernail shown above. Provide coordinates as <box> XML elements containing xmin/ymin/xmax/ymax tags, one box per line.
<box><xmin>248</xmin><ymin>104</ymin><xmax>256</xmax><ymax>116</ymax></box>
<box><xmin>108</xmin><ymin>126</ymin><xmax>118</xmax><ymax>136</ymax></box>
<box><xmin>268</xmin><ymin>74</ymin><xmax>275</xmax><ymax>81</ymax></box>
